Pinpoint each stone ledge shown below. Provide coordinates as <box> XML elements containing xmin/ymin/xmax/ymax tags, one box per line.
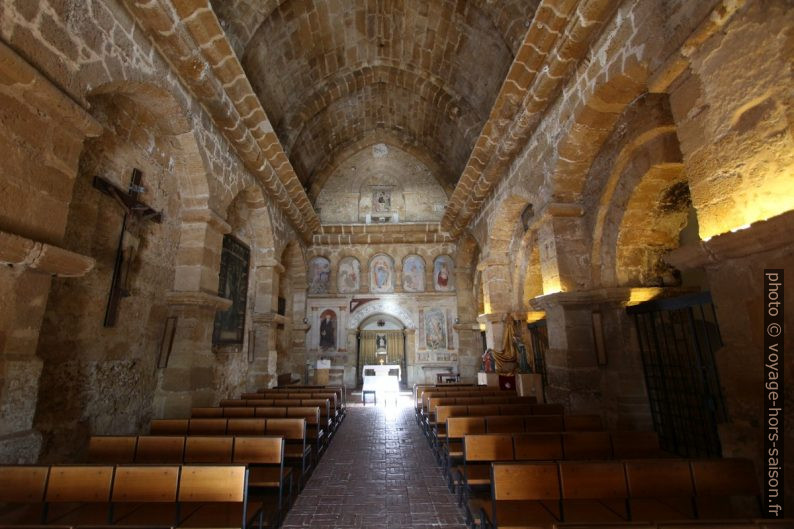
<box><xmin>665</xmin><ymin>210</ymin><xmax>794</xmax><ymax>270</ymax></box>
<box><xmin>529</xmin><ymin>286</ymin><xmax>698</xmax><ymax>310</ymax></box>
<box><xmin>0</xmin><ymin>230</ymin><xmax>95</xmax><ymax>277</ymax></box>
<box><xmin>0</xmin><ymin>42</ymin><xmax>102</xmax><ymax>137</ymax></box>
<box><xmin>165</xmin><ymin>291</ymin><xmax>232</xmax><ymax>310</ymax></box>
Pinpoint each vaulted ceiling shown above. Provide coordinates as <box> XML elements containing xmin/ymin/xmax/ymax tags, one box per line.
<box><xmin>210</xmin><ymin>0</ymin><xmax>539</xmax><ymax>196</ymax></box>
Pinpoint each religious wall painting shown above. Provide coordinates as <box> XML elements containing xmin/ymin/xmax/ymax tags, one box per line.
<box><xmin>375</xmin><ymin>333</ymin><xmax>387</xmax><ymax>351</ymax></box>
<box><xmin>213</xmin><ymin>235</ymin><xmax>250</xmax><ymax>344</ymax></box>
<box><xmin>433</xmin><ymin>255</ymin><xmax>455</xmax><ymax>291</ymax></box>
<box><xmin>319</xmin><ymin>309</ymin><xmax>337</xmax><ymax>350</ymax></box>
<box><xmin>308</xmin><ymin>256</ymin><xmax>331</xmax><ymax>294</ymax></box>
<box><xmin>337</xmin><ymin>256</ymin><xmax>360</xmax><ymax>293</ymax></box>
<box><xmin>424</xmin><ymin>308</ymin><xmax>447</xmax><ymax>350</ymax></box>
<box><xmin>370</xmin><ymin>254</ymin><xmax>394</xmax><ymax>293</ymax></box>
<box><xmin>402</xmin><ymin>255</ymin><xmax>425</xmax><ymax>292</ymax></box>
<box><xmin>373</xmin><ymin>189</ymin><xmax>391</xmax><ymax>213</ymax></box>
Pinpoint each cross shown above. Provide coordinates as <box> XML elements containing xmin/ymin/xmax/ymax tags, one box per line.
<box><xmin>93</xmin><ymin>168</ymin><xmax>162</xmax><ymax>327</ymax></box>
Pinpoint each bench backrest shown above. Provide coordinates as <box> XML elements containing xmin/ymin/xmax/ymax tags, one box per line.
<box><xmin>485</xmin><ymin>416</ymin><xmax>525</xmax><ymax>433</ymax></box>
<box><xmin>184</xmin><ymin>436</ymin><xmax>234</xmax><ymax>463</ymax></box>
<box><xmin>560</xmin><ymin>461</ymin><xmax>627</xmax><ymax>500</ymax></box>
<box><xmin>492</xmin><ymin>462</ymin><xmax>560</xmax><ymax>500</ymax></box>
<box><xmin>446</xmin><ymin>417</ymin><xmax>486</xmax><ymax>438</ymax></box>
<box><xmin>563</xmin><ymin>414</ymin><xmax>603</xmax><ymax>431</ymax></box>
<box><xmin>135</xmin><ymin>436</ymin><xmax>185</xmax><ymax>463</ymax></box>
<box><xmin>112</xmin><ymin>465</ymin><xmax>179</xmax><ymax>502</ymax></box>
<box><xmin>233</xmin><ymin>436</ymin><xmax>284</xmax><ymax>465</ymax></box>
<box><xmin>513</xmin><ymin>432</ymin><xmax>563</xmax><ymax>460</ymax></box>
<box><xmin>178</xmin><ymin>465</ymin><xmax>246</xmax><ymax>502</ymax></box>
<box><xmin>46</xmin><ymin>466</ymin><xmax>114</xmax><ymax>503</ymax></box>
<box><xmin>87</xmin><ymin>435</ymin><xmax>137</xmax><ymax>463</ymax></box>
<box><xmin>610</xmin><ymin>431</ymin><xmax>662</xmax><ymax>458</ymax></box>
<box><xmin>0</xmin><ymin>466</ymin><xmax>49</xmax><ymax>502</ymax></box>
<box><xmin>464</xmin><ymin>434</ymin><xmax>514</xmax><ymax>462</ymax></box>
<box><xmin>562</xmin><ymin>431</ymin><xmax>611</xmax><ymax>459</ymax></box>
<box><xmin>150</xmin><ymin>419</ymin><xmax>189</xmax><ymax>435</ymax></box>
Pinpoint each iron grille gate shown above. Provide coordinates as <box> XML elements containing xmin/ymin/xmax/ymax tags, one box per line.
<box><xmin>527</xmin><ymin>320</ymin><xmax>549</xmax><ymax>397</ymax></box>
<box><xmin>627</xmin><ymin>291</ymin><xmax>728</xmax><ymax>458</ymax></box>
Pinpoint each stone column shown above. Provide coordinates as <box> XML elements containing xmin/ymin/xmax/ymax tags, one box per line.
<box><xmin>0</xmin><ymin>42</ymin><xmax>101</xmax><ymax>462</ymax></box>
<box><xmin>453</xmin><ymin>322</ymin><xmax>481</xmax><ymax>380</ymax></box>
<box><xmin>477</xmin><ymin>253</ymin><xmax>512</xmax><ymax>351</ymax></box>
<box><xmin>665</xmin><ymin>212</ymin><xmax>794</xmax><ymax>506</ymax></box>
<box><xmin>346</xmin><ymin>329</ymin><xmax>358</xmax><ymax>387</ymax></box>
<box><xmin>153</xmin><ymin>211</ymin><xmax>231</xmax><ymax>418</ymax></box>
<box><xmin>404</xmin><ymin>328</ymin><xmax>417</xmax><ymax>386</ymax></box>
<box><xmin>0</xmin><ymin>234</ymin><xmax>95</xmax><ymax>461</ymax></box>
<box><xmin>153</xmin><ymin>291</ymin><xmax>231</xmax><ymax>418</ymax></box>
<box><xmin>248</xmin><ymin>259</ymin><xmax>285</xmax><ymax>390</ymax></box>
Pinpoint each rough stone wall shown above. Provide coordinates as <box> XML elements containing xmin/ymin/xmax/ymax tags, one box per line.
<box><xmin>462</xmin><ymin>0</ymin><xmax>792</xmax><ymax>508</ymax></box>
<box><xmin>0</xmin><ymin>0</ymin><xmax>300</xmax><ymax>460</ymax></box>
<box><xmin>33</xmin><ymin>91</ymin><xmax>182</xmax><ymax>462</ymax></box>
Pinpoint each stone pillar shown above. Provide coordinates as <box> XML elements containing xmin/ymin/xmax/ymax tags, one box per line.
<box><xmin>404</xmin><ymin>328</ymin><xmax>416</xmax><ymax>386</ymax></box>
<box><xmin>477</xmin><ymin>253</ymin><xmax>512</xmax><ymax>352</ymax></box>
<box><xmin>0</xmin><ymin>42</ymin><xmax>101</xmax><ymax>462</ymax></box>
<box><xmin>535</xmin><ymin>204</ymin><xmax>588</xmax><ymax>294</ymax></box>
<box><xmin>666</xmin><ymin>212</ymin><xmax>794</xmax><ymax>508</ymax></box>
<box><xmin>153</xmin><ymin>211</ymin><xmax>230</xmax><ymax>418</ymax></box>
<box><xmin>248</xmin><ymin>259</ymin><xmax>285</xmax><ymax>390</ymax></box>
<box><xmin>346</xmin><ymin>329</ymin><xmax>358</xmax><ymax>387</ymax></box>
<box><xmin>153</xmin><ymin>291</ymin><xmax>231</xmax><ymax>418</ymax></box>
<box><xmin>454</xmin><ymin>323</ymin><xmax>481</xmax><ymax>380</ymax></box>
<box><xmin>0</xmin><ymin>234</ymin><xmax>94</xmax><ymax>461</ymax></box>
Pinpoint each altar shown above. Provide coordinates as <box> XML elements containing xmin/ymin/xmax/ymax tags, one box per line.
<box><xmin>362</xmin><ymin>364</ymin><xmax>401</xmax><ymax>404</ymax></box>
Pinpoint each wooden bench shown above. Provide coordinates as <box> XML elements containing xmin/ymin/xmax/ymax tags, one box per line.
<box><xmin>0</xmin><ymin>465</ymin><xmax>263</xmax><ymax>528</ymax></box>
<box><xmin>468</xmin><ymin>458</ymin><xmax>762</xmax><ymax>528</ymax></box>
<box><xmin>150</xmin><ymin>418</ymin><xmax>312</xmax><ymax>484</ymax></box>
<box><xmin>86</xmin><ymin>435</ymin><xmax>290</xmax><ymax>525</ymax></box>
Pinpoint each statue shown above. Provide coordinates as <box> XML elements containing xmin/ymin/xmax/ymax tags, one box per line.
<box><xmin>481</xmin><ymin>348</ymin><xmax>495</xmax><ymax>373</ymax></box>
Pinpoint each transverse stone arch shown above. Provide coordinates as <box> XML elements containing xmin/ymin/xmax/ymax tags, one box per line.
<box><xmin>87</xmin><ymin>81</ymin><xmax>211</xmax><ymax>211</ymax></box>
<box><xmin>548</xmin><ymin>58</ymin><xmax>649</xmax><ymax>203</ymax></box>
<box><xmin>347</xmin><ymin>301</ymin><xmax>416</xmax><ymax>330</ymax></box>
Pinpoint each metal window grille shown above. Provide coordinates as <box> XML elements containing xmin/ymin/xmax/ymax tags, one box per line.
<box><xmin>527</xmin><ymin>320</ymin><xmax>549</xmax><ymax>394</ymax></box>
<box><xmin>627</xmin><ymin>291</ymin><xmax>728</xmax><ymax>458</ymax></box>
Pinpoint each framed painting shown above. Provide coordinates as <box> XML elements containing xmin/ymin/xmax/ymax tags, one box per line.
<box><xmin>213</xmin><ymin>235</ymin><xmax>250</xmax><ymax>345</ymax></box>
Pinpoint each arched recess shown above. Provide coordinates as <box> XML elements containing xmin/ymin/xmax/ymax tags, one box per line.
<box><xmin>311</xmin><ymin>130</ymin><xmax>455</xmax><ymax>200</ymax></box>
<box><xmin>584</xmin><ymin>94</ymin><xmax>688</xmax><ymax>288</ymax></box>
<box><xmin>512</xmin><ymin>229</ymin><xmax>543</xmax><ymax>311</ymax></box>
<box><xmin>34</xmin><ymin>81</ymin><xmax>208</xmax><ymax>456</ymax></box>
<box><xmin>275</xmin><ymin>240</ymin><xmax>308</xmax><ymax>378</ymax></box>
<box><xmin>348</xmin><ymin>302</ymin><xmax>415</xmax><ymax>330</ymax></box>
<box><xmin>211</xmin><ymin>184</ymin><xmax>278</xmax><ymax>395</ymax></box>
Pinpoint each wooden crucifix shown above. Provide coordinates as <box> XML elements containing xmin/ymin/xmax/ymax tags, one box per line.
<box><xmin>93</xmin><ymin>169</ymin><xmax>162</xmax><ymax>327</ymax></box>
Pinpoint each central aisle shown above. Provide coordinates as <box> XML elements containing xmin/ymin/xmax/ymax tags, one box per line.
<box><xmin>282</xmin><ymin>399</ymin><xmax>468</xmax><ymax>528</ymax></box>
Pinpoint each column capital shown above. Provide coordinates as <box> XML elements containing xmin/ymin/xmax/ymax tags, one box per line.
<box><xmin>181</xmin><ymin>208</ymin><xmax>231</xmax><ymax>235</ymax></box>
<box><xmin>165</xmin><ymin>291</ymin><xmax>232</xmax><ymax>311</ymax></box>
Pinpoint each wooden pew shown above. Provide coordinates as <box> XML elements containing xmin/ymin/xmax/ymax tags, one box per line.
<box><xmin>86</xmin><ymin>436</ymin><xmax>289</xmax><ymax>526</ymax></box>
<box><xmin>0</xmin><ymin>464</ymin><xmax>264</xmax><ymax>528</ymax></box>
<box><xmin>150</xmin><ymin>417</ymin><xmax>312</xmax><ymax>484</ymax></box>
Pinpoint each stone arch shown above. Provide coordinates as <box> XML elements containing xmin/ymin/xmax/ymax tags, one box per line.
<box><xmin>512</xmin><ymin>229</ymin><xmax>543</xmax><ymax>311</ymax></box>
<box><xmin>549</xmin><ymin>59</ymin><xmax>649</xmax><ymax>203</ymax></box>
<box><xmin>311</xmin><ymin>130</ymin><xmax>454</xmax><ymax>199</ymax></box>
<box><xmin>87</xmin><ymin>81</ymin><xmax>211</xmax><ymax>211</ymax></box>
<box><xmin>281</xmin><ymin>65</ymin><xmax>482</xmax><ymax>151</ymax></box>
<box><xmin>584</xmin><ymin>95</ymin><xmax>686</xmax><ymax>288</ymax></box>
<box><xmin>348</xmin><ymin>302</ymin><xmax>416</xmax><ymax>330</ymax></box>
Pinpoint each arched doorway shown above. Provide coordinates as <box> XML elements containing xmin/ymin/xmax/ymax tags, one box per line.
<box><xmin>356</xmin><ymin>314</ymin><xmax>406</xmax><ymax>387</ymax></box>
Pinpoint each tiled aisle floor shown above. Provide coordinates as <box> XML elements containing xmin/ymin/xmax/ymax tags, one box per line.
<box><xmin>282</xmin><ymin>400</ymin><xmax>468</xmax><ymax>528</ymax></box>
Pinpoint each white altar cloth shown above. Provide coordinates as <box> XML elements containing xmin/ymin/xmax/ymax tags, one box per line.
<box><xmin>362</xmin><ymin>364</ymin><xmax>401</xmax><ymax>395</ymax></box>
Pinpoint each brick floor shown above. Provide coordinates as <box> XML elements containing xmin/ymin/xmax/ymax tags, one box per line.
<box><xmin>281</xmin><ymin>400</ymin><xmax>468</xmax><ymax>528</ymax></box>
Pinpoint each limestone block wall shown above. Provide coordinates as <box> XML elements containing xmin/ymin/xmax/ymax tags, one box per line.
<box><xmin>0</xmin><ymin>0</ymin><xmax>300</xmax><ymax>462</ymax></box>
